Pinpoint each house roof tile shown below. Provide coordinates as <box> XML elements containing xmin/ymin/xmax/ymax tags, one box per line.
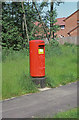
<box><xmin>55</xmin><ymin>17</ymin><xmax>66</xmax><ymax>26</ymax></box>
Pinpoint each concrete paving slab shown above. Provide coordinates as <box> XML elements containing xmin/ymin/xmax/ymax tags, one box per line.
<box><xmin>38</xmin><ymin>87</ymin><xmax>51</xmax><ymax>91</ymax></box>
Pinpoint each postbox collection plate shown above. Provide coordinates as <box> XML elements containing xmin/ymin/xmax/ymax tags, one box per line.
<box><xmin>38</xmin><ymin>48</ymin><xmax>44</xmax><ymax>54</ymax></box>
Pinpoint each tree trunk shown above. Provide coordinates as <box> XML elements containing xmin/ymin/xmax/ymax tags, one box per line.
<box><xmin>21</xmin><ymin>2</ymin><xmax>29</xmax><ymax>44</ymax></box>
<box><xmin>30</xmin><ymin>24</ymin><xmax>36</xmax><ymax>37</ymax></box>
<box><xmin>50</xmin><ymin>1</ymin><xmax>54</xmax><ymax>40</ymax></box>
<box><xmin>22</xmin><ymin>20</ymin><xmax>24</xmax><ymax>31</ymax></box>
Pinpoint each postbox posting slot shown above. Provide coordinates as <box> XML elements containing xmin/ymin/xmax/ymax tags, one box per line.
<box><xmin>39</xmin><ymin>45</ymin><xmax>44</xmax><ymax>48</ymax></box>
<box><xmin>38</xmin><ymin>45</ymin><xmax>44</xmax><ymax>54</ymax></box>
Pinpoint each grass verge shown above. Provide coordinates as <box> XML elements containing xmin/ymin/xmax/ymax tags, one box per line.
<box><xmin>2</xmin><ymin>44</ymin><xmax>77</xmax><ymax>99</ymax></box>
<box><xmin>53</xmin><ymin>108</ymin><xmax>78</xmax><ymax>118</ymax></box>
<box><xmin>2</xmin><ymin>50</ymin><xmax>38</xmax><ymax>99</ymax></box>
<box><xmin>45</xmin><ymin>44</ymin><xmax>77</xmax><ymax>87</ymax></box>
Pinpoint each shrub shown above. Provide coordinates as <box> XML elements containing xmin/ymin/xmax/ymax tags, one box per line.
<box><xmin>64</xmin><ymin>42</ymin><xmax>74</xmax><ymax>47</ymax></box>
<box><xmin>49</xmin><ymin>38</ymin><xmax>59</xmax><ymax>47</ymax></box>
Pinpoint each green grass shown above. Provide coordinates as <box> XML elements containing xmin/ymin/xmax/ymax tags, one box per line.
<box><xmin>53</xmin><ymin>108</ymin><xmax>78</xmax><ymax>118</ymax></box>
<box><xmin>2</xmin><ymin>44</ymin><xmax>77</xmax><ymax>99</ymax></box>
<box><xmin>2</xmin><ymin>50</ymin><xmax>38</xmax><ymax>99</ymax></box>
<box><xmin>45</xmin><ymin>44</ymin><xmax>77</xmax><ymax>87</ymax></box>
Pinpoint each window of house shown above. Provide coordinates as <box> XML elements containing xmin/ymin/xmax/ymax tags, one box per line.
<box><xmin>61</xmin><ymin>25</ymin><xmax>65</xmax><ymax>29</ymax></box>
<box><xmin>77</xmin><ymin>20</ymin><xmax>79</xmax><ymax>23</ymax></box>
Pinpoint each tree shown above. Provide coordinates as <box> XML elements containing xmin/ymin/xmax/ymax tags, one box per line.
<box><xmin>50</xmin><ymin>0</ymin><xmax>63</xmax><ymax>39</ymax></box>
<box><xmin>32</xmin><ymin>1</ymin><xmax>62</xmax><ymax>41</ymax></box>
<box><xmin>39</xmin><ymin>1</ymin><xmax>60</xmax><ymax>41</ymax></box>
<box><xmin>2</xmin><ymin>2</ymin><xmax>38</xmax><ymax>49</ymax></box>
<box><xmin>2</xmin><ymin>2</ymin><xmax>24</xmax><ymax>50</ymax></box>
<box><xmin>32</xmin><ymin>1</ymin><xmax>50</xmax><ymax>40</ymax></box>
<box><xmin>21</xmin><ymin>1</ymin><xmax>29</xmax><ymax>44</ymax></box>
<box><xmin>2</xmin><ymin>1</ymin><xmax>63</xmax><ymax>50</ymax></box>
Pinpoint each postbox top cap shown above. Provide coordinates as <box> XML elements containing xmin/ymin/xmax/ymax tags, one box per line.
<box><xmin>29</xmin><ymin>40</ymin><xmax>44</xmax><ymax>43</ymax></box>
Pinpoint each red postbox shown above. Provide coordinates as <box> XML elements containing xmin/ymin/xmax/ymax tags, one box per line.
<box><xmin>29</xmin><ymin>40</ymin><xmax>45</xmax><ymax>77</ymax></box>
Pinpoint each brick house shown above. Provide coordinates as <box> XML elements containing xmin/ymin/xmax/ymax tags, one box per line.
<box><xmin>55</xmin><ymin>17</ymin><xmax>66</xmax><ymax>38</ymax></box>
<box><xmin>56</xmin><ymin>9</ymin><xmax>79</xmax><ymax>38</ymax></box>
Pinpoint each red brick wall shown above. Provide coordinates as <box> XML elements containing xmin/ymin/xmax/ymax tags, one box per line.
<box><xmin>56</xmin><ymin>28</ymin><xmax>65</xmax><ymax>37</ymax></box>
<box><xmin>70</xmin><ymin>29</ymin><xmax>77</xmax><ymax>36</ymax></box>
<box><xmin>77</xmin><ymin>10</ymin><xmax>79</xmax><ymax>21</ymax></box>
<box><xmin>64</xmin><ymin>11</ymin><xmax>77</xmax><ymax>37</ymax></box>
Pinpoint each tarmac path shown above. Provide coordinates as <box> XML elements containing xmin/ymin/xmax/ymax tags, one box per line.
<box><xmin>2</xmin><ymin>82</ymin><xmax>77</xmax><ymax>118</ymax></box>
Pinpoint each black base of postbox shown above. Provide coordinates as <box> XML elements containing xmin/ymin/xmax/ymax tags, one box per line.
<box><xmin>32</xmin><ymin>77</ymin><xmax>46</xmax><ymax>88</ymax></box>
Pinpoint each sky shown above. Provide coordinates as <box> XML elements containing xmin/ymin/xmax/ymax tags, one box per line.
<box><xmin>55</xmin><ymin>2</ymin><xmax>78</xmax><ymax>18</ymax></box>
<box><xmin>43</xmin><ymin>2</ymin><xmax>78</xmax><ymax>18</ymax></box>
<box><xmin>42</xmin><ymin>1</ymin><xmax>78</xmax><ymax>27</ymax></box>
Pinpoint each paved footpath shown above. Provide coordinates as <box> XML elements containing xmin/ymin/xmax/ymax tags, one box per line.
<box><xmin>2</xmin><ymin>82</ymin><xmax>77</xmax><ymax>118</ymax></box>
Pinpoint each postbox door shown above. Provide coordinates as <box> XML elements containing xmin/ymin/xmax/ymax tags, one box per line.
<box><xmin>38</xmin><ymin>45</ymin><xmax>45</xmax><ymax>76</ymax></box>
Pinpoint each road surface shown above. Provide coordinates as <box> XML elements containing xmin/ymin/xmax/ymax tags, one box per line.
<box><xmin>2</xmin><ymin>82</ymin><xmax>77</xmax><ymax>118</ymax></box>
